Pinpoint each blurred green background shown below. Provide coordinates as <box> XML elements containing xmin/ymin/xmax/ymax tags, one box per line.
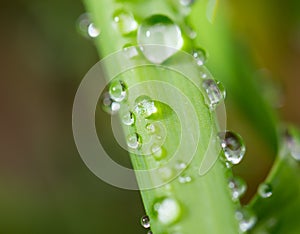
<box><xmin>0</xmin><ymin>0</ymin><xmax>299</xmax><ymax>233</ymax></box>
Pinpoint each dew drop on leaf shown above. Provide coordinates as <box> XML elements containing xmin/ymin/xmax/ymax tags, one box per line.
<box><xmin>153</xmin><ymin>197</ymin><xmax>181</xmax><ymax>225</ymax></box>
<box><xmin>140</xmin><ymin>215</ymin><xmax>151</xmax><ymax>229</ymax></box>
<box><xmin>113</xmin><ymin>9</ymin><xmax>138</xmax><ymax>35</ymax></box>
<box><xmin>235</xmin><ymin>208</ymin><xmax>257</xmax><ymax>232</ymax></box>
<box><xmin>258</xmin><ymin>183</ymin><xmax>273</xmax><ymax>198</ymax></box>
<box><xmin>151</xmin><ymin>143</ymin><xmax>166</xmax><ymax>160</ymax></box>
<box><xmin>202</xmin><ymin>79</ymin><xmax>226</xmax><ymax>110</ymax></box>
<box><xmin>179</xmin><ymin>0</ymin><xmax>195</xmax><ymax>7</ymax></box>
<box><xmin>122</xmin><ymin>112</ymin><xmax>135</xmax><ymax>126</ymax></box>
<box><xmin>109</xmin><ymin>80</ymin><xmax>127</xmax><ymax>102</ymax></box>
<box><xmin>228</xmin><ymin>176</ymin><xmax>247</xmax><ymax>201</ymax></box>
<box><xmin>137</xmin><ymin>14</ymin><xmax>183</xmax><ymax>64</ymax></box>
<box><xmin>134</xmin><ymin>96</ymin><xmax>157</xmax><ymax>118</ymax></box>
<box><xmin>77</xmin><ymin>13</ymin><xmax>100</xmax><ymax>39</ymax></box>
<box><xmin>192</xmin><ymin>48</ymin><xmax>207</xmax><ymax>66</ymax></box>
<box><xmin>218</xmin><ymin>131</ymin><xmax>246</xmax><ymax>166</ymax></box>
<box><xmin>127</xmin><ymin>133</ymin><xmax>142</xmax><ymax>149</ymax></box>
<box><xmin>101</xmin><ymin>92</ymin><xmax>120</xmax><ymax>115</ymax></box>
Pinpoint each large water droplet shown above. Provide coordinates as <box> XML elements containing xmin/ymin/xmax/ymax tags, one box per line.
<box><xmin>77</xmin><ymin>13</ymin><xmax>100</xmax><ymax>38</ymax></box>
<box><xmin>202</xmin><ymin>79</ymin><xmax>226</xmax><ymax>110</ymax></box>
<box><xmin>235</xmin><ymin>208</ymin><xmax>257</xmax><ymax>232</ymax></box>
<box><xmin>127</xmin><ymin>133</ymin><xmax>142</xmax><ymax>149</ymax></box>
<box><xmin>101</xmin><ymin>92</ymin><xmax>120</xmax><ymax>115</ymax></box>
<box><xmin>137</xmin><ymin>15</ymin><xmax>183</xmax><ymax>64</ymax></box>
<box><xmin>219</xmin><ymin>131</ymin><xmax>246</xmax><ymax>166</ymax></box>
<box><xmin>153</xmin><ymin>197</ymin><xmax>181</xmax><ymax>225</ymax></box>
<box><xmin>258</xmin><ymin>183</ymin><xmax>273</xmax><ymax>198</ymax></box>
<box><xmin>113</xmin><ymin>9</ymin><xmax>138</xmax><ymax>35</ymax></box>
<box><xmin>192</xmin><ymin>48</ymin><xmax>207</xmax><ymax>66</ymax></box>
<box><xmin>141</xmin><ymin>215</ymin><xmax>150</xmax><ymax>229</ymax></box>
<box><xmin>122</xmin><ymin>112</ymin><xmax>135</xmax><ymax>126</ymax></box>
<box><xmin>228</xmin><ymin>177</ymin><xmax>247</xmax><ymax>201</ymax></box>
<box><xmin>134</xmin><ymin>96</ymin><xmax>157</xmax><ymax>118</ymax></box>
<box><xmin>109</xmin><ymin>80</ymin><xmax>127</xmax><ymax>102</ymax></box>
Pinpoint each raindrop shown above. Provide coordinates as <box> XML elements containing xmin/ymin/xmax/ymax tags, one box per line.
<box><xmin>258</xmin><ymin>183</ymin><xmax>273</xmax><ymax>198</ymax></box>
<box><xmin>141</xmin><ymin>215</ymin><xmax>150</xmax><ymax>229</ymax></box>
<box><xmin>153</xmin><ymin>197</ymin><xmax>181</xmax><ymax>225</ymax></box>
<box><xmin>77</xmin><ymin>13</ymin><xmax>100</xmax><ymax>39</ymax></box>
<box><xmin>122</xmin><ymin>112</ymin><xmax>135</xmax><ymax>126</ymax></box>
<box><xmin>101</xmin><ymin>92</ymin><xmax>120</xmax><ymax>115</ymax></box>
<box><xmin>202</xmin><ymin>79</ymin><xmax>226</xmax><ymax>110</ymax></box>
<box><xmin>127</xmin><ymin>133</ymin><xmax>142</xmax><ymax>149</ymax></box>
<box><xmin>192</xmin><ymin>48</ymin><xmax>207</xmax><ymax>66</ymax></box>
<box><xmin>113</xmin><ymin>9</ymin><xmax>138</xmax><ymax>35</ymax></box>
<box><xmin>137</xmin><ymin>14</ymin><xmax>183</xmax><ymax>64</ymax></box>
<box><xmin>235</xmin><ymin>208</ymin><xmax>257</xmax><ymax>232</ymax></box>
<box><xmin>228</xmin><ymin>177</ymin><xmax>247</xmax><ymax>201</ymax></box>
<box><xmin>218</xmin><ymin>131</ymin><xmax>246</xmax><ymax>166</ymax></box>
<box><xmin>109</xmin><ymin>80</ymin><xmax>127</xmax><ymax>102</ymax></box>
<box><xmin>134</xmin><ymin>96</ymin><xmax>157</xmax><ymax>118</ymax></box>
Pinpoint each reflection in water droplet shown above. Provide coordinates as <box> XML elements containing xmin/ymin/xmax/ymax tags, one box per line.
<box><xmin>127</xmin><ymin>133</ymin><xmax>142</xmax><ymax>149</ymax></box>
<box><xmin>137</xmin><ymin>15</ymin><xmax>183</xmax><ymax>64</ymax></box>
<box><xmin>141</xmin><ymin>215</ymin><xmax>150</xmax><ymax>229</ymax></box>
<box><xmin>235</xmin><ymin>208</ymin><xmax>257</xmax><ymax>232</ymax></box>
<box><xmin>77</xmin><ymin>13</ymin><xmax>100</xmax><ymax>39</ymax></box>
<box><xmin>101</xmin><ymin>92</ymin><xmax>120</xmax><ymax>115</ymax></box>
<box><xmin>228</xmin><ymin>177</ymin><xmax>247</xmax><ymax>201</ymax></box>
<box><xmin>122</xmin><ymin>112</ymin><xmax>135</xmax><ymax>126</ymax></box>
<box><xmin>202</xmin><ymin>79</ymin><xmax>226</xmax><ymax>110</ymax></box>
<box><xmin>153</xmin><ymin>197</ymin><xmax>181</xmax><ymax>225</ymax></box>
<box><xmin>113</xmin><ymin>9</ymin><xmax>138</xmax><ymax>35</ymax></box>
<box><xmin>109</xmin><ymin>80</ymin><xmax>127</xmax><ymax>102</ymax></box>
<box><xmin>219</xmin><ymin>131</ymin><xmax>246</xmax><ymax>166</ymax></box>
<box><xmin>192</xmin><ymin>48</ymin><xmax>207</xmax><ymax>66</ymax></box>
<box><xmin>258</xmin><ymin>183</ymin><xmax>273</xmax><ymax>198</ymax></box>
<box><xmin>134</xmin><ymin>96</ymin><xmax>157</xmax><ymax>118</ymax></box>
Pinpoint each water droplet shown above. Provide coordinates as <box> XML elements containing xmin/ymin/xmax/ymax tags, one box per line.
<box><xmin>228</xmin><ymin>177</ymin><xmax>247</xmax><ymax>201</ymax></box>
<box><xmin>146</xmin><ymin>123</ymin><xmax>156</xmax><ymax>134</ymax></box>
<box><xmin>151</xmin><ymin>144</ymin><xmax>166</xmax><ymax>160</ymax></box>
<box><xmin>235</xmin><ymin>208</ymin><xmax>257</xmax><ymax>232</ymax></box>
<box><xmin>123</xmin><ymin>44</ymin><xmax>139</xmax><ymax>58</ymax></box>
<box><xmin>147</xmin><ymin>231</ymin><xmax>153</xmax><ymax>234</ymax></box>
<box><xmin>202</xmin><ymin>79</ymin><xmax>226</xmax><ymax>110</ymax></box>
<box><xmin>159</xmin><ymin>167</ymin><xmax>173</xmax><ymax>180</ymax></box>
<box><xmin>101</xmin><ymin>92</ymin><xmax>120</xmax><ymax>115</ymax></box>
<box><xmin>258</xmin><ymin>183</ymin><xmax>273</xmax><ymax>198</ymax></box>
<box><xmin>122</xmin><ymin>112</ymin><xmax>135</xmax><ymax>126</ymax></box>
<box><xmin>179</xmin><ymin>0</ymin><xmax>195</xmax><ymax>6</ymax></box>
<box><xmin>113</xmin><ymin>9</ymin><xmax>138</xmax><ymax>35</ymax></box>
<box><xmin>127</xmin><ymin>133</ymin><xmax>142</xmax><ymax>149</ymax></box>
<box><xmin>153</xmin><ymin>197</ymin><xmax>181</xmax><ymax>225</ymax></box>
<box><xmin>77</xmin><ymin>13</ymin><xmax>100</xmax><ymax>38</ymax></box>
<box><xmin>285</xmin><ymin>129</ymin><xmax>300</xmax><ymax>161</ymax></box>
<box><xmin>219</xmin><ymin>131</ymin><xmax>246</xmax><ymax>166</ymax></box>
<box><xmin>192</xmin><ymin>48</ymin><xmax>207</xmax><ymax>66</ymax></box>
<box><xmin>141</xmin><ymin>215</ymin><xmax>150</xmax><ymax>229</ymax></box>
<box><xmin>178</xmin><ymin>175</ymin><xmax>192</xmax><ymax>184</ymax></box>
<box><xmin>134</xmin><ymin>96</ymin><xmax>157</xmax><ymax>118</ymax></box>
<box><xmin>138</xmin><ymin>15</ymin><xmax>183</xmax><ymax>64</ymax></box>
<box><xmin>175</xmin><ymin>161</ymin><xmax>187</xmax><ymax>170</ymax></box>
<box><xmin>109</xmin><ymin>80</ymin><xmax>127</xmax><ymax>102</ymax></box>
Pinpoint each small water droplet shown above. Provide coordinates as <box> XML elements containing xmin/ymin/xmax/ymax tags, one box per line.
<box><xmin>101</xmin><ymin>92</ymin><xmax>120</xmax><ymax>115</ymax></box>
<box><xmin>134</xmin><ymin>96</ymin><xmax>157</xmax><ymax>118</ymax></box>
<box><xmin>113</xmin><ymin>9</ymin><xmax>138</xmax><ymax>35</ymax></box>
<box><xmin>153</xmin><ymin>197</ymin><xmax>181</xmax><ymax>225</ymax></box>
<box><xmin>228</xmin><ymin>177</ymin><xmax>247</xmax><ymax>201</ymax></box>
<box><xmin>77</xmin><ymin>13</ymin><xmax>100</xmax><ymax>39</ymax></box>
<box><xmin>127</xmin><ymin>133</ymin><xmax>142</xmax><ymax>149</ymax></box>
<box><xmin>284</xmin><ymin>129</ymin><xmax>300</xmax><ymax>161</ymax></box>
<box><xmin>146</xmin><ymin>123</ymin><xmax>156</xmax><ymax>134</ymax></box>
<box><xmin>122</xmin><ymin>112</ymin><xmax>135</xmax><ymax>126</ymax></box>
<box><xmin>175</xmin><ymin>161</ymin><xmax>187</xmax><ymax>170</ymax></box>
<box><xmin>258</xmin><ymin>183</ymin><xmax>273</xmax><ymax>198</ymax></box>
<box><xmin>219</xmin><ymin>131</ymin><xmax>246</xmax><ymax>166</ymax></box>
<box><xmin>192</xmin><ymin>48</ymin><xmax>207</xmax><ymax>66</ymax></box>
<box><xmin>178</xmin><ymin>175</ymin><xmax>192</xmax><ymax>184</ymax></box>
<box><xmin>123</xmin><ymin>44</ymin><xmax>139</xmax><ymax>58</ymax></box>
<box><xmin>202</xmin><ymin>79</ymin><xmax>226</xmax><ymax>109</ymax></box>
<box><xmin>159</xmin><ymin>167</ymin><xmax>173</xmax><ymax>180</ymax></box>
<box><xmin>179</xmin><ymin>0</ymin><xmax>195</xmax><ymax>6</ymax></box>
<box><xmin>138</xmin><ymin>15</ymin><xmax>183</xmax><ymax>64</ymax></box>
<box><xmin>141</xmin><ymin>215</ymin><xmax>150</xmax><ymax>229</ymax></box>
<box><xmin>235</xmin><ymin>208</ymin><xmax>257</xmax><ymax>232</ymax></box>
<box><xmin>151</xmin><ymin>144</ymin><xmax>166</xmax><ymax>160</ymax></box>
<box><xmin>109</xmin><ymin>80</ymin><xmax>127</xmax><ymax>102</ymax></box>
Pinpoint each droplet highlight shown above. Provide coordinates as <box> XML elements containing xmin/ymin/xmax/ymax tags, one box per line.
<box><xmin>77</xmin><ymin>13</ymin><xmax>100</xmax><ymax>38</ymax></box>
<box><xmin>219</xmin><ymin>131</ymin><xmax>246</xmax><ymax>166</ymax></box>
<box><xmin>137</xmin><ymin>14</ymin><xmax>183</xmax><ymax>64</ymax></box>
<box><xmin>235</xmin><ymin>208</ymin><xmax>257</xmax><ymax>232</ymax></box>
<box><xmin>258</xmin><ymin>183</ymin><xmax>273</xmax><ymax>198</ymax></box>
<box><xmin>141</xmin><ymin>215</ymin><xmax>150</xmax><ymax>229</ymax></box>
<box><xmin>228</xmin><ymin>177</ymin><xmax>247</xmax><ymax>201</ymax></box>
<box><xmin>153</xmin><ymin>197</ymin><xmax>181</xmax><ymax>225</ymax></box>
<box><xmin>202</xmin><ymin>79</ymin><xmax>226</xmax><ymax>110</ymax></box>
<box><xmin>113</xmin><ymin>9</ymin><xmax>138</xmax><ymax>35</ymax></box>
